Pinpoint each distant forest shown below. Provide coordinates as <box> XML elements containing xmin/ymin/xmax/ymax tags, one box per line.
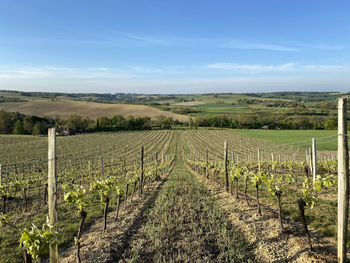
<box><xmin>0</xmin><ymin>109</ymin><xmax>338</xmax><ymax>135</ymax></box>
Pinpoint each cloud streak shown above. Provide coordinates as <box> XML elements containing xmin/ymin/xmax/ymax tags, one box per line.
<box><xmin>218</xmin><ymin>40</ymin><xmax>298</xmax><ymax>52</ymax></box>
<box><xmin>207</xmin><ymin>62</ymin><xmax>350</xmax><ymax>73</ymax></box>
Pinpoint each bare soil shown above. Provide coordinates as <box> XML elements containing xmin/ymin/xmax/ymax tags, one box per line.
<box><xmin>191</xmin><ymin>168</ymin><xmax>344</xmax><ymax>263</ymax></box>
<box><xmin>59</xmin><ymin>178</ymin><xmax>167</xmax><ymax>263</ymax></box>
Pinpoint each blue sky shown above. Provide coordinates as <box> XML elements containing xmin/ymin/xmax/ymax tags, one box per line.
<box><xmin>0</xmin><ymin>0</ymin><xmax>349</xmax><ymax>93</ymax></box>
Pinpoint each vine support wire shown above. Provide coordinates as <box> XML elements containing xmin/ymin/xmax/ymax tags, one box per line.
<box><xmin>337</xmin><ymin>97</ymin><xmax>349</xmax><ymax>263</ymax></box>
<box><xmin>48</xmin><ymin>128</ymin><xmax>58</xmax><ymax>263</ymax></box>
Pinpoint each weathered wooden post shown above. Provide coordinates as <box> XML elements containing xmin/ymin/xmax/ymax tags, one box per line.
<box><xmin>0</xmin><ymin>164</ymin><xmax>2</xmax><ymax>185</ymax></box>
<box><xmin>100</xmin><ymin>156</ymin><xmax>104</xmax><ymax>177</ymax></box>
<box><xmin>139</xmin><ymin>146</ymin><xmax>144</xmax><ymax>196</ymax></box>
<box><xmin>88</xmin><ymin>160</ymin><xmax>91</xmax><ymax>177</ymax></box>
<box><xmin>258</xmin><ymin>148</ymin><xmax>261</xmax><ymax>172</ymax></box>
<box><xmin>224</xmin><ymin>141</ymin><xmax>229</xmax><ymax>192</ymax></box>
<box><xmin>205</xmin><ymin>149</ymin><xmax>209</xmax><ymax>179</ymax></box>
<box><xmin>312</xmin><ymin>138</ymin><xmax>317</xmax><ymax>187</ymax></box>
<box><xmin>48</xmin><ymin>128</ymin><xmax>58</xmax><ymax>262</ymax></box>
<box><xmin>155</xmin><ymin>152</ymin><xmax>160</xmax><ymax>180</ymax></box>
<box><xmin>338</xmin><ymin>97</ymin><xmax>349</xmax><ymax>263</ymax></box>
<box><xmin>309</xmin><ymin>147</ymin><xmax>313</xmax><ymax>175</ymax></box>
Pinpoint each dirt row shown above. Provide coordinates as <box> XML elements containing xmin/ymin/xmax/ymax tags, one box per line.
<box><xmin>189</xmin><ymin>167</ymin><xmax>342</xmax><ymax>263</ymax></box>
<box><xmin>59</xmin><ymin>177</ymin><xmax>167</xmax><ymax>263</ymax></box>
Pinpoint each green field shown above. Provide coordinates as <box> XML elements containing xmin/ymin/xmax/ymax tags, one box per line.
<box><xmin>233</xmin><ymin>129</ymin><xmax>339</xmax><ymax>150</ymax></box>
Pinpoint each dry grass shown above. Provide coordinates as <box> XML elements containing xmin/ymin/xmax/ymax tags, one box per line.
<box><xmin>173</xmin><ymin>101</ymin><xmax>205</xmax><ymax>106</ymax></box>
<box><xmin>0</xmin><ymin>101</ymin><xmax>189</xmax><ymax>121</ymax></box>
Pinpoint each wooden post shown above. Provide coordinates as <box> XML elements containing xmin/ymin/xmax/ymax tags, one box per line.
<box><xmin>224</xmin><ymin>141</ymin><xmax>229</xmax><ymax>192</ymax></box>
<box><xmin>312</xmin><ymin>138</ymin><xmax>317</xmax><ymax>187</ymax></box>
<box><xmin>88</xmin><ymin>160</ymin><xmax>91</xmax><ymax>177</ymax></box>
<box><xmin>205</xmin><ymin>149</ymin><xmax>209</xmax><ymax>178</ymax></box>
<box><xmin>309</xmin><ymin>147</ymin><xmax>313</xmax><ymax>175</ymax></box>
<box><xmin>48</xmin><ymin>128</ymin><xmax>58</xmax><ymax>262</ymax></box>
<box><xmin>139</xmin><ymin>146</ymin><xmax>144</xmax><ymax>196</ymax></box>
<box><xmin>155</xmin><ymin>152</ymin><xmax>159</xmax><ymax>180</ymax></box>
<box><xmin>258</xmin><ymin>149</ymin><xmax>261</xmax><ymax>172</ymax></box>
<box><xmin>0</xmin><ymin>164</ymin><xmax>2</xmax><ymax>185</ymax></box>
<box><xmin>271</xmin><ymin>152</ymin><xmax>274</xmax><ymax>162</ymax></box>
<box><xmin>338</xmin><ymin>97</ymin><xmax>349</xmax><ymax>263</ymax></box>
<box><xmin>100</xmin><ymin>156</ymin><xmax>104</xmax><ymax>177</ymax></box>
<box><xmin>231</xmin><ymin>152</ymin><xmax>235</xmax><ymax>165</ymax></box>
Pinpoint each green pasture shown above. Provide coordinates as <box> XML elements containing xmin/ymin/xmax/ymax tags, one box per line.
<box><xmin>234</xmin><ymin>129</ymin><xmax>339</xmax><ymax>151</ymax></box>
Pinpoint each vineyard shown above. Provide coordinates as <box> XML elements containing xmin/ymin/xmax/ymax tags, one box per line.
<box><xmin>0</xmin><ymin>129</ymin><xmax>346</xmax><ymax>262</ymax></box>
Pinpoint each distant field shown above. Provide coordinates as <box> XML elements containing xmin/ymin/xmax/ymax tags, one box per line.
<box><xmin>0</xmin><ymin>101</ymin><xmax>189</xmax><ymax>121</ymax></box>
<box><xmin>173</xmin><ymin>101</ymin><xmax>205</xmax><ymax>106</ymax></box>
<box><xmin>234</xmin><ymin>129</ymin><xmax>338</xmax><ymax>150</ymax></box>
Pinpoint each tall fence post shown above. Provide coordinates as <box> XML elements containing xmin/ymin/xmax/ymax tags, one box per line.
<box><xmin>205</xmin><ymin>149</ymin><xmax>209</xmax><ymax>178</ymax></box>
<box><xmin>338</xmin><ymin>97</ymin><xmax>349</xmax><ymax>263</ymax></box>
<box><xmin>100</xmin><ymin>156</ymin><xmax>104</xmax><ymax>177</ymax></box>
<box><xmin>0</xmin><ymin>164</ymin><xmax>2</xmax><ymax>185</ymax></box>
<box><xmin>139</xmin><ymin>146</ymin><xmax>144</xmax><ymax>196</ymax></box>
<box><xmin>224</xmin><ymin>141</ymin><xmax>229</xmax><ymax>192</ymax></box>
<box><xmin>88</xmin><ymin>160</ymin><xmax>91</xmax><ymax>177</ymax></box>
<box><xmin>155</xmin><ymin>152</ymin><xmax>159</xmax><ymax>180</ymax></box>
<box><xmin>258</xmin><ymin>148</ymin><xmax>261</xmax><ymax>172</ymax></box>
<box><xmin>48</xmin><ymin>128</ymin><xmax>58</xmax><ymax>263</ymax></box>
<box><xmin>312</xmin><ymin>138</ymin><xmax>317</xmax><ymax>187</ymax></box>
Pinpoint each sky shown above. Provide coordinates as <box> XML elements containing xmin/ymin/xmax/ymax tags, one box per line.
<box><xmin>0</xmin><ymin>0</ymin><xmax>349</xmax><ymax>94</ymax></box>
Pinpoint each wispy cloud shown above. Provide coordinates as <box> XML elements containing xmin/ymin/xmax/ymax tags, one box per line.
<box><xmin>118</xmin><ymin>33</ymin><xmax>349</xmax><ymax>52</ymax></box>
<box><xmin>287</xmin><ymin>42</ymin><xmax>348</xmax><ymax>50</ymax></box>
<box><xmin>110</xmin><ymin>32</ymin><xmax>298</xmax><ymax>51</ymax></box>
<box><xmin>219</xmin><ymin>40</ymin><xmax>298</xmax><ymax>52</ymax></box>
<box><xmin>207</xmin><ymin>62</ymin><xmax>350</xmax><ymax>73</ymax></box>
<box><xmin>0</xmin><ymin>66</ymin><xmax>135</xmax><ymax>80</ymax></box>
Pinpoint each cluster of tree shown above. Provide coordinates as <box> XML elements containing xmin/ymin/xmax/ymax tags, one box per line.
<box><xmin>172</xmin><ymin>107</ymin><xmax>198</xmax><ymax>114</ymax></box>
<box><xmin>245</xmin><ymin>91</ymin><xmax>346</xmax><ymax>103</ymax></box>
<box><xmin>0</xmin><ymin>96</ymin><xmax>27</xmax><ymax>103</ymax></box>
<box><xmin>237</xmin><ymin>98</ymin><xmax>307</xmax><ymax>108</ymax></box>
<box><xmin>0</xmin><ymin>110</ymin><xmax>52</xmax><ymax>135</ymax></box>
<box><xmin>0</xmin><ymin>109</ymin><xmax>180</xmax><ymax>135</ymax></box>
<box><xmin>189</xmin><ymin>114</ymin><xmax>339</xmax><ymax>130</ymax></box>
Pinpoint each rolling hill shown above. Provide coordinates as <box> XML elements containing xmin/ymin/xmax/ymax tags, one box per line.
<box><xmin>0</xmin><ymin>101</ymin><xmax>189</xmax><ymax>122</ymax></box>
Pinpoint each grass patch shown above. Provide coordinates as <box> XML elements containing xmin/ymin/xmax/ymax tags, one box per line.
<box><xmin>234</xmin><ymin>129</ymin><xmax>338</xmax><ymax>150</ymax></box>
<box><xmin>123</xmin><ymin>157</ymin><xmax>254</xmax><ymax>262</ymax></box>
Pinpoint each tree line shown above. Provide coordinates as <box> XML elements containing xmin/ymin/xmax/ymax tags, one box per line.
<box><xmin>189</xmin><ymin>114</ymin><xmax>338</xmax><ymax>130</ymax></box>
<box><xmin>0</xmin><ymin>109</ymin><xmax>339</xmax><ymax>136</ymax></box>
<box><xmin>0</xmin><ymin>110</ymin><xmax>180</xmax><ymax>135</ymax></box>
